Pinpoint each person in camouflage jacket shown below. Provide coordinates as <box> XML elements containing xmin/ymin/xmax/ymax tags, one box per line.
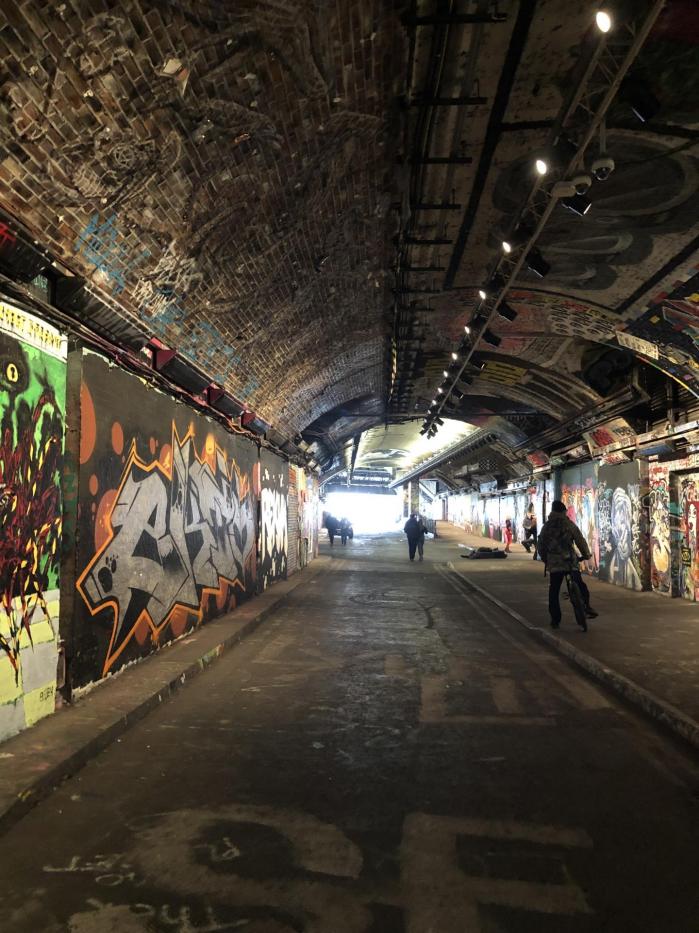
<box><xmin>537</xmin><ymin>500</ymin><xmax>598</xmax><ymax>629</ymax></box>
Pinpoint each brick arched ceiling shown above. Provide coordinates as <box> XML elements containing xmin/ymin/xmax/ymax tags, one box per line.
<box><xmin>0</xmin><ymin>0</ymin><xmax>697</xmax><ymax>470</ymax></box>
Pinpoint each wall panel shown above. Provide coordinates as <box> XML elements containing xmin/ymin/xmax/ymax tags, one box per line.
<box><xmin>0</xmin><ymin>302</ymin><xmax>66</xmax><ymax>740</ymax></box>
<box><xmin>73</xmin><ymin>350</ymin><xmax>258</xmax><ymax>687</ymax></box>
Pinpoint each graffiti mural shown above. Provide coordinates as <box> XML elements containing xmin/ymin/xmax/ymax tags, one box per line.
<box><xmin>648</xmin><ymin>463</ymin><xmax>672</xmax><ymax>595</ymax></box>
<box><xmin>0</xmin><ymin>303</ymin><xmax>66</xmax><ymax>740</ymax></box>
<box><xmin>74</xmin><ymin>351</ymin><xmax>258</xmax><ymax>686</ymax></box>
<box><xmin>559</xmin><ymin>464</ymin><xmax>599</xmax><ymax>575</ymax></box>
<box><xmin>259</xmin><ymin>451</ymin><xmax>288</xmax><ymax>589</ymax></box>
<box><xmin>677</xmin><ymin>471</ymin><xmax>699</xmax><ymax>602</ymax></box>
<box><xmin>597</xmin><ymin>462</ymin><xmax>646</xmax><ymax>591</ymax></box>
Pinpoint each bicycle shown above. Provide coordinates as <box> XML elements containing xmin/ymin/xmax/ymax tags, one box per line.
<box><xmin>544</xmin><ymin>550</ymin><xmax>589</xmax><ymax>632</ymax></box>
<box><xmin>563</xmin><ymin>562</ymin><xmax>588</xmax><ymax>631</ymax></box>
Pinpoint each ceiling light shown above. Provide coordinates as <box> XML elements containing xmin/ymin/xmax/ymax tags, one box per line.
<box><xmin>502</xmin><ymin>240</ymin><xmax>512</xmax><ymax>253</ymax></box>
<box><xmin>443</xmin><ymin>369</ymin><xmax>449</xmax><ymax>378</ymax></box>
<box><xmin>453</xmin><ymin>389</ymin><xmax>464</xmax><ymax>400</ymax></box>
<box><xmin>561</xmin><ymin>193</ymin><xmax>592</xmax><ymax>216</ymax></box>
<box><xmin>471</xmin><ymin>357</ymin><xmax>485</xmax><ymax>370</ymax></box>
<box><xmin>434</xmin><ymin>417</ymin><xmax>444</xmax><ymax>426</ymax></box>
<box><xmin>464</xmin><ymin>325</ymin><xmax>471</xmax><ymax>334</ymax></box>
<box><xmin>437</xmin><ymin>387</ymin><xmax>444</xmax><ymax>394</ymax></box>
<box><xmin>451</xmin><ymin>352</ymin><xmax>458</xmax><ymax>361</ymax></box>
<box><xmin>478</xmin><ymin>288</ymin><xmax>487</xmax><ymax>300</ymax></box>
<box><xmin>595</xmin><ymin>10</ymin><xmax>612</xmax><ymax>32</ymax></box>
<box><xmin>497</xmin><ymin>302</ymin><xmax>517</xmax><ymax>321</ymax></box>
<box><xmin>535</xmin><ymin>158</ymin><xmax>548</xmax><ymax>175</ymax></box>
<box><xmin>431</xmin><ymin>398</ymin><xmax>437</xmax><ymax>405</ymax></box>
<box><xmin>482</xmin><ymin>329</ymin><xmax>501</xmax><ymax>347</ymax></box>
<box><xmin>525</xmin><ymin>249</ymin><xmax>551</xmax><ymax>277</ymax></box>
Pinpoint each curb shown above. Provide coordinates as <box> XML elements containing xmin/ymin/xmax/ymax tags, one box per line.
<box><xmin>0</xmin><ymin>564</ymin><xmax>323</xmax><ymax>835</ymax></box>
<box><xmin>447</xmin><ymin>562</ymin><xmax>699</xmax><ymax>753</ymax></box>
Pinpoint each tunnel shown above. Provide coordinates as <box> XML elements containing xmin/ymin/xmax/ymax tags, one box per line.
<box><xmin>0</xmin><ymin>1</ymin><xmax>698</xmax><ymax>930</ymax></box>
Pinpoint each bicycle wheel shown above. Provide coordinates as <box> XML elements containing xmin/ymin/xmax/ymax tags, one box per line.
<box><xmin>567</xmin><ymin>576</ymin><xmax>587</xmax><ymax>631</ymax></box>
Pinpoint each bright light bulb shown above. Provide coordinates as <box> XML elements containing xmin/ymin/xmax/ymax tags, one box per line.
<box><xmin>437</xmin><ymin>387</ymin><xmax>444</xmax><ymax>394</ymax></box>
<box><xmin>535</xmin><ymin>158</ymin><xmax>548</xmax><ymax>175</ymax></box>
<box><xmin>478</xmin><ymin>289</ymin><xmax>487</xmax><ymax>300</ymax></box>
<box><xmin>431</xmin><ymin>398</ymin><xmax>436</xmax><ymax>405</ymax></box>
<box><xmin>464</xmin><ymin>325</ymin><xmax>471</xmax><ymax>334</ymax></box>
<box><xmin>443</xmin><ymin>370</ymin><xmax>449</xmax><ymax>378</ymax></box>
<box><xmin>451</xmin><ymin>352</ymin><xmax>458</xmax><ymax>361</ymax></box>
<box><xmin>502</xmin><ymin>240</ymin><xmax>512</xmax><ymax>253</ymax></box>
<box><xmin>595</xmin><ymin>10</ymin><xmax>612</xmax><ymax>32</ymax></box>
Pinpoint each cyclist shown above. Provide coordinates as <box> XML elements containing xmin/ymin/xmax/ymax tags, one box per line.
<box><xmin>537</xmin><ymin>500</ymin><xmax>598</xmax><ymax>629</ymax></box>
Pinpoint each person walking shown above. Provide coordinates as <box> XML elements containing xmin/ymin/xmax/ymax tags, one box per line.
<box><xmin>340</xmin><ymin>517</ymin><xmax>351</xmax><ymax>546</ymax></box>
<box><xmin>324</xmin><ymin>513</ymin><xmax>339</xmax><ymax>547</ymax></box>
<box><xmin>522</xmin><ymin>504</ymin><xmax>538</xmax><ymax>559</ymax></box>
<box><xmin>404</xmin><ymin>513</ymin><xmax>421</xmax><ymax>561</ymax></box>
<box><xmin>503</xmin><ymin>518</ymin><xmax>513</xmax><ymax>553</ymax></box>
<box><xmin>416</xmin><ymin>514</ymin><xmax>427</xmax><ymax>561</ymax></box>
<box><xmin>537</xmin><ymin>500</ymin><xmax>599</xmax><ymax>629</ymax></box>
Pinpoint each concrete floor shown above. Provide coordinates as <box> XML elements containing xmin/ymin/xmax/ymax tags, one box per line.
<box><xmin>1</xmin><ymin>531</ymin><xmax>698</xmax><ymax>933</ymax></box>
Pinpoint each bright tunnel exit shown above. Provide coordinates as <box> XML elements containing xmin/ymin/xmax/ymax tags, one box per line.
<box><xmin>324</xmin><ymin>490</ymin><xmax>403</xmax><ymax>534</ymax></box>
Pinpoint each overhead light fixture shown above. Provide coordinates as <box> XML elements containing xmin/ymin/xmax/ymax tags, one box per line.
<box><xmin>497</xmin><ymin>302</ymin><xmax>518</xmax><ymax>321</ymax></box>
<box><xmin>534</xmin><ymin>136</ymin><xmax>577</xmax><ymax>179</ymax></box>
<box><xmin>431</xmin><ymin>398</ymin><xmax>437</xmax><ymax>405</ymax></box>
<box><xmin>561</xmin><ymin>192</ymin><xmax>592</xmax><ymax>216</ymax></box>
<box><xmin>451</xmin><ymin>352</ymin><xmax>459</xmax><ymax>361</ymax></box>
<box><xmin>482</xmin><ymin>329</ymin><xmax>501</xmax><ymax>347</ymax></box>
<box><xmin>478</xmin><ymin>288</ymin><xmax>487</xmax><ymax>300</ymax></box>
<box><xmin>443</xmin><ymin>369</ymin><xmax>449</xmax><ymax>378</ymax></box>
<box><xmin>621</xmin><ymin>76</ymin><xmax>661</xmax><ymax>123</ymax></box>
<box><xmin>595</xmin><ymin>9</ymin><xmax>612</xmax><ymax>33</ymax></box>
<box><xmin>419</xmin><ymin>426</ymin><xmax>428</xmax><ymax>436</ymax></box>
<box><xmin>464</xmin><ymin>325</ymin><xmax>471</xmax><ymax>334</ymax></box>
<box><xmin>502</xmin><ymin>239</ymin><xmax>513</xmax><ymax>253</ymax></box>
<box><xmin>437</xmin><ymin>387</ymin><xmax>444</xmax><ymax>394</ymax></box>
<box><xmin>453</xmin><ymin>389</ymin><xmax>464</xmax><ymax>401</ymax></box>
<box><xmin>470</xmin><ymin>356</ymin><xmax>485</xmax><ymax>370</ymax></box>
<box><xmin>458</xmin><ymin>374</ymin><xmax>474</xmax><ymax>387</ymax></box>
<box><xmin>434</xmin><ymin>417</ymin><xmax>444</xmax><ymax>426</ymax></box>
<box><xmin>525</xmin><ymin>249</ymin><xmax>551</xmax><ymax>277</ymax></box>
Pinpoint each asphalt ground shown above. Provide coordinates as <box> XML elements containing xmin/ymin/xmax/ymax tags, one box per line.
<box><xmin>1</xmin><ymin>530</ymin><xmax>697</xmax><ymax>932</ymax></box>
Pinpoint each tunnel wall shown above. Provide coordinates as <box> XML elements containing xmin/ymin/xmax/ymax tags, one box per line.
<box><xmin>0</xmin><ymin>307</ymin><xmax>317</xmax><ymax>742</ymax></box>
<box><xmin>446</xmin><ymin>461</ymin><xmax>650</xmax><ymax>592</ymax></box>
<box><xmin>0</xmin><ymin>301</ymin><xmax>67</xmax><ymax>742</ymax></box>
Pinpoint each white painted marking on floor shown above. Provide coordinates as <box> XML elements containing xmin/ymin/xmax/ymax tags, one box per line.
<box><xmin>491</xmin><ymin>676</ymin><xmax>523</xmax><ymax>715</ymax></box>
<box><xmin>401</xmin><ymin>812</ymin><xmax>593</xmax><ymax>932</ymax></box>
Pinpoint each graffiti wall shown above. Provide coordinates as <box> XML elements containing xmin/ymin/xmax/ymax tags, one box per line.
<box><xmin>73</xmin><ymin>351</ymin><xmax>258</xmax><ymax>687</ymax></box>
<box><xmin>559</xmin><ymin>463</ymin><xmax>599</xmax><ymax>575</ymax></box>
<box><xmin>259</xmin><ymin>450</ymin><xmax>288</xmax><ymax>589</ymax></box>
<box><xmin>676</xmin><ymin>470</ymin><xmax>699</xmax><ymax>602</ymax></box>
<box><xmin>648</xmin><ymin>462</ymin><xmax>672</xmax><ymax>595</ymax></box>
<box><xmin>0</xmin><ymin>301</ymin><xmax>66</xmax><ymax>741</ymax></box>
<box><xmin>597</xmin><ymin>462</ymin><xmax>647</xmax><ymax>591</ymax></box>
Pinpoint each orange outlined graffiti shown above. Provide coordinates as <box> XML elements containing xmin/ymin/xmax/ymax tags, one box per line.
<box><xmin>76</xmin><ymin>422</ymin><xmax>255</xmax><ymax>675</ymax></box>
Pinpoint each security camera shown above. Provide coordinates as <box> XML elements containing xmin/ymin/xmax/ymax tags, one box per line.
<box><xmin>572</xmin><ymin>174</ymin><xmax>592</xmax><ymax>195</ymax></box>
<box><xmin>591</xmin><ymin>156</ymin><xmax>615</xmax><ymax>181</ymax></box>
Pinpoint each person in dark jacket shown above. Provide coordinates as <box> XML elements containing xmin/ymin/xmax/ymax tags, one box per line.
<box><xmin>340</xmin><ymin>517</ymin><xmax>352</xmax><ymax>545</ymax></box>
<box><xmin>522</xmin><ymin>504</ymin><xmax>538</xmax><ymax>559</ymax></box>
<box><xmin>324</xmin><ymin>513</ymin><xmax>339</xmax><ymax>547</ymax></box>
<box><xmin>537</xmin><ymin>500</ymin><xmax>598</xmax><ymax>629</ymax></box>
<box><xmin>415</xmin><ymin>514</ymin><xmax>427</xmax><ymax>561</ymax></box>
<box><xmin>404</xmin><ymin>513</ymin><xmax>421</xmax><ymax>561</ymax></box>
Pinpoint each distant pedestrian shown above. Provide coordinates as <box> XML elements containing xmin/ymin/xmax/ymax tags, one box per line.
<box><xmin>416</xmin><ymin>514</ymin><xmax>427</xmax><ymax>561</ymax></box>
<box><xmin>522</xmin><ymin>504</ymin><xmax>538</xmax><ymax>560</ymax></box>
<box><xmin>324</xmin><ymin>513</ymin><xmax>339</xmax><ymax>547</ymax></box>
<box><xmin>340</xmin><ymin>517</ymin><xmax>352</xmax><ymax>545</ymax></box>
<box><xmin>503</xmin><ymin>518</ymin><xmax>513</xmax><ymax>553</ymax></box>
<box><xmin>404</xmin><ymin>513</ymin><xmax>421</xmax><ymax>561</ymax></box>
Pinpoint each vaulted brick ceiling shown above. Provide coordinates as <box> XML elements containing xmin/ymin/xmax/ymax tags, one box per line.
<box><xmin>1</xmin><ymin>0</ymin><xmax>698</xmax><ymax>473</ymax></box>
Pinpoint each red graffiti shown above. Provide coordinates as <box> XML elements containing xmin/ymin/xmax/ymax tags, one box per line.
<box><xmin>0</xmin><ymin>222</ymin><xmax>17</xmax><ymax>250</ymax></box>
<box><xmin>0</xmin><ymin>389</ymin><xmax>63</xmax><ymax>678</ymax></box>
